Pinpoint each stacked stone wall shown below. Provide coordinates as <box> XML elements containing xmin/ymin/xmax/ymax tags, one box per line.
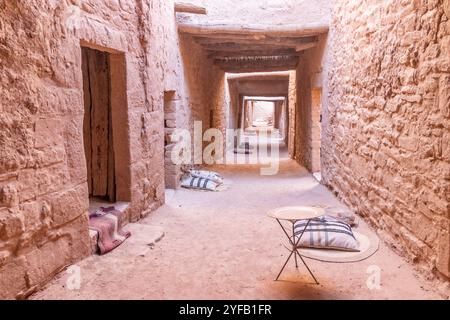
<box><xmin>323</xmin><ymin>0</ymin><xmax>450</xmax><ymax>279</ymax></box>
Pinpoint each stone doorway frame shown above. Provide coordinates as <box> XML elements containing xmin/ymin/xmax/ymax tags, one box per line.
<box><xmin>163</xmin><ymin>90</ymin><xmax>181</xmax><ymax>189</ymax></box>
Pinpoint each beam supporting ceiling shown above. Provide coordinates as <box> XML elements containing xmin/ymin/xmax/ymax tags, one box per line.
<box><xmin>208</xmin><ymin>49</ymin><xmax>298</xmax><ymax>59</ymax></box>
<box><xmin>226</xmin><ymin>71</ymin><xmax>291</xmax><ymax>81</ymax></box>
<box><xmin>235</xmin><ymin>79</ymin><xmax>290</xmax><ymax>97</ymax></box>
<box><xmin>178</xmin><ymin>22</ymin><xmax>327</xmax><ymax>72</ymax></box>
<box><xmin>201</xmin><ymin>43</ymin><xmax>296</xmax><ymax>52</ymax></box>
<box><xmin>194</xmin><ymin>35</ymin><xmax>318</xmax><ymax>47</ymax></box>
<box><xmin>295</xmin><ymin>41</ymin><xmax>319</xmax><ymax>52</ymax></box>
<box><xmin>174</xmin><ymin>2</ymin><xmax>207</xmax><ymax>15</ymax></box>
<box><xmin>244</xmin><ymin>96</ymin><xmax>286</xmax><ymax>102</ymax></box>
<box><xmin>178</xmin><ymin>22</ymin><xmax>329</xmax><ymax>37</ymax></box>
<box><xmin>215</xmin><ymin>55</ymin><xmax>299</xmax><ymax>73</ymax></box>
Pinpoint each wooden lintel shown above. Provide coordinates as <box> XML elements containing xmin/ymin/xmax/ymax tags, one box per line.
<box><xmin>200</xmin><ymin>43</ymin><xmax>293</xmax><ymax>52</ymax></box>
<box><xmin>218</xmin><ymin>65</ymin><xmax>297</xmax><ymax>73</ymax></box>
<box><xmin>215</xmin><ymin>56</ymin><xmax>299</xmax><ymax>73</ymax></box>
<box><xmin>295</xmin><ymin>41</ymin><xmax>319</xmax><ymax>52</ymax></box>
<box><xmin>244</xmin><ymin>97</ymin><xmax>286</xmax><ymax>101</ymax></box>
<box><xmin>175</xmin><ymin>2</ymin><xmax>207</xmax><ymax>15</ymax></box>
<box><xmin>226</xmin><ymin>71</ymin><xmax>291</xmax><ymax>81</ymax></box>
<box><xmin>178</xmin><ymin>22</ymin><xmax>329</xmax><ymax>37</ymax></box>
<box><xmin>207</xmin><ymin>49</ymin><xmax>297</xmax><ymax>59</ymax></box>
<box><xmin>194</xmin><ymin>36</ymin><xmax>318</xmax><ymax>47</ymax></box>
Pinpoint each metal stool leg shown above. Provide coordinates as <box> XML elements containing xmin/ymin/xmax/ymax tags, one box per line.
<box><xmin>275</xmin><ymin>250</ymin><xmax>294</xmax><ymax>281</ymax></box>
<box><xmin>296</xmin><ymin>250</ymin><xmax>319</xmax><ymax>284</ymax></box>
<box><xmin>275</xmin><ymin>218</ymin><xmax>320</xmax><ymax>284</ymax></box>
<box><xmin>292</xmin><ymin>222</ymin><xmax>298</xmax><ymax>268</ymax></box>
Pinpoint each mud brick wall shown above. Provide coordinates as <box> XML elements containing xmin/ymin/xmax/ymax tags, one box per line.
<box><xmin>178</xmin><ymin>35</ymin><xmax>226</xmax><ymax>149</ymax></box>
<box><xmin>323</xmin><ymin>0</ymin><xmax>450</xmax><ymax>279</ymax></box>
<box><xmin>0</xmin><ymin>0</ymin><xmax>224</xmax><ymax>299</ymax></box>
<box><xmin>294</xmin><ymin>35</ymin><xmax>328</xmax><ymax>173</ymax></box>
<box><xmin>288</xmin><ymin>71</ymin><xmax>297</xmax><ymax>158</ymax></box>
<box><xmin>162</xmin><ymin>31</ymin><xmax>225</xmax><ymax>187</ymax></box>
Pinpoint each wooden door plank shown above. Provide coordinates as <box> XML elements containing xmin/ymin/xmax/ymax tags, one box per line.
<box><xmin>88</xmin><ymin>49</ymin><xmax>110</xmax><ymax>197</ymax></box>
<box><xmin>81</xmin><ymin>49</ymin><xmax>93</xmax><ymax>195</ymax></box>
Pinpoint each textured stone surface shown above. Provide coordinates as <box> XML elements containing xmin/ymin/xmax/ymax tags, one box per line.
<box><xmin>179</xmin><ymin>0</ymin><xmax>331</xmax><ymax>26</ymax></box>
<box><xmin>1</xmin><ymin>0</ymin><xmax>449</xmax><ymax>301</ymax></box>
<box><xmin>288</xmin><ymin>71</ymin><xmax>297</xmax><ymax>157</ymax></box>
<box><xmin>0</xmin><ymin>0</ymin><xmax>225</xmax><ymax>299</ymax></box>
<box><xmin>322</xmin><ymin>0</ymin><xmax>450</xmax><ymax>280</ymax></box>
<box><xmin>293</xmin><ymin>34</ymin><xmax>328</xmax><ymax>173</ymax></box>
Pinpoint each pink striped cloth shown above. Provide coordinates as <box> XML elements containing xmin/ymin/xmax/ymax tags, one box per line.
<box><xmin>89</xmin><ymin>206</ymin><xmax>131</xmax><ymax>255</ymax></box>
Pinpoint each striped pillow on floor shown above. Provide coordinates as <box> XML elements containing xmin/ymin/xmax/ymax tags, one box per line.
<box><xmin>181</xmin><ymin>176</ymin><xmax>218</xmax><ymax>191</ymax></box>
<box><xmin>189</xmin><ymin>170</ymin><xmax>223</xmax><ymax>184</ymax></box>
<box><xmin>294</xmin><ymin>215</ymin><xmax>360</xmax><ymax>252</ymax></box>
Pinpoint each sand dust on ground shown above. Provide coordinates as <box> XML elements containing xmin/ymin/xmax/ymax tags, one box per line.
<box><xmin>32</xmin><ymin>147</ymin><xmax>447</xmax><ymax>300</ymax></box>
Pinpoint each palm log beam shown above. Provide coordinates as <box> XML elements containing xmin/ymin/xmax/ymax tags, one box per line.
<box><xmin>174</xmin><ymin>2</ymin><xmax>207</xmax><ymax>15</ymax></box>
<box><xmin>179</xmin><ymin>23</ymin><xmax>324</xmax><ymax>72</ymax></box>
<box><xmin>215</xmin><ymin>55</ymin><xmax>299</xmax><ymax>73</ymax></box>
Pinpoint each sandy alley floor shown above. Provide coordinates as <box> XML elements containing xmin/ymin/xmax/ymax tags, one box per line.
<box><xmin>32</xmin><ymin>147</ymin><xmax>444</xmax><ymax>300</ymax></box>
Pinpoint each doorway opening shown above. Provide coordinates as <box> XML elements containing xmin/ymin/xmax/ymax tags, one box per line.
<box><xmin>242</xmin><ymin>96</ymin><xmax>287</xmax><ymax>139</ymax></box>
<box><xmin>81</xmin><ymin>46</ymin><xmax>131</xmax><ymax>209</ymax></box>
<box><xmin>251</xmin><ymin>100</ymin><xmax>275</xmax><ymax>129</ymax></box>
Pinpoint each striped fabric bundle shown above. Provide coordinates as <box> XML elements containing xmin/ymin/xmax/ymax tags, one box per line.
<box><xmin>181</xmin><ymin>176</ymin><xmax>219</xmax><ymax>191</ymax></box>
<box><xmin>189</xmin><ymin>170</ymin><xmax>223</xmax><ymax>184</ymax></box>
<box><xmin>294</xmin><ymin>215</ymin><xmax>360</xmax><ymax>252</ymax></box>
<box><xmin>89</xmin><ymin>206</ymin><xmax>131</xmax><ymax>255</ymax></box>
<box><xmin>233</xmin><ymin>142</ymin><xmax>253</xmax><ymax>154</ymax></box>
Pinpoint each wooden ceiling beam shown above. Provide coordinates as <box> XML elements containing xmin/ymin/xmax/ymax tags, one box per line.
<box><xmin>194</xmin><ymin>36</ymin><xmax>318</xmax><ymax>47</ymax></box>
<box><xmin>178</xmin><ymin>22</ymin><xmax>329</xmax><ymax>37</ymax></box>
<box><xmin>193</xmin><ymin>33</ymin><xmax>318</xmax><ymax>41</ymax></box>
<box><xmin>226</xmin><ymin>71</ymin><xmax>291</xmax><ymax>81</ymax></box>
<box><xmin>214</xmin><ymin>56</ymin><xmax>299</xmax><ymax>73</ymax></box>
<box><xmin>218</xmin><ymin>65</ymin><xmax>297</xmax><ymax>73</ymax></box>
<box><xmin>174</xmin><ymin>2</ymin><xmax>207</xmax><ymax>15</ymax></box>
<box><xmin>207</xmin><ymin>49</ymin><xmax>298</xmax><ymax>59</ymax></box>
<box><xmin>295</xmin><ymin>41</ymin><xmax>319</xmax><ymax>52</ymax></box>
<box><xmin>199</xmin><ymin>43</ymin><xmax>294</xmax><ymax>52</ymax></box>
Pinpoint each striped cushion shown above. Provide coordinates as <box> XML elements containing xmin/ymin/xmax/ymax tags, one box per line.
<box><xmin>294</xmin><ymin>216</ymin><xmax>359</xmax><ymax>252</ymax></box>
<box><xmin>181</xmin><ymin>176</ymin><xmax>218</xmax><ymax>191</ymax></box>
<box><xmin>189</xmin><ymin>170</ymin><xmax>223</xmax><ymax>184</ymax></box>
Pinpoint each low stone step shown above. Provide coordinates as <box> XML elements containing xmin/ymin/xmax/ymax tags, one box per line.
<box><xmin>89</xmin><ymin>229</ymin><xmax>99</xmax><ymax>255</ymax></box>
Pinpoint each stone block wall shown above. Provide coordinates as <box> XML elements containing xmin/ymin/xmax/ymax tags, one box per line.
<box><xmin>323</xmin><ymin>0</ymin><xmax>450</xmax><ymax>279</ymax></box>
<box><xmin>288</xmin><ymin>71</ymin><xmax>297</xmax><ymax>157</ymax></box>
<box><xmin>163</xmin><ymin>91</ymin><xmax>181</xmax><ymax>189</ymax></box>
<box><xmin>176</xmin><ymin>34</ymin><xmax>227</xmax><ymax>164</ymax></box>
<box><xmin>226</xmin><ymin>80</ymin><xmax>240</xmax><ymax>130</ymax></box>
<box><xmin>159</xmin><ymin>1</ymin><xmax>226</xmax><ymax>184</ymax></box>
<box><xmin>0</xmin><ymin>0</ymin><xmax>225</xmax><ymax>299</ymax></box>
<box><xmin>294</xmin><ymin>35</ymin><xmax>328</xmax><ymax>172</ymax></box>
